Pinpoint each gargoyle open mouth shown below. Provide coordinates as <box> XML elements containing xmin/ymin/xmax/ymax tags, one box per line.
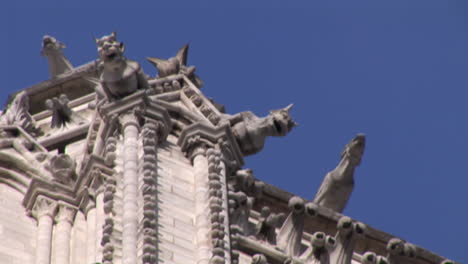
<box><xmin>106</xmin><ymin>52</ymin><xmax>118</xmax><ymax>60</ymax></box>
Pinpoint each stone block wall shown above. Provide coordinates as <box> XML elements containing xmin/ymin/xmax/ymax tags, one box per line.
<box><xmin>0</xmin><ymin>184</ymin><xmax>36</xmax><ymax>264</ymax></box>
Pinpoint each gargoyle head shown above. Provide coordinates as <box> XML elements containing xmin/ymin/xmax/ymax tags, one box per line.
<box><xmin>341</xmin><ymin>134</ymin><xmax>366</xmax><ymax>166</ymax></box>
<box><xmin>96</xmin><ymin>32</ymin><xmax>125</xmax><ymax>65</ymax></box>
<box><xmin>41</xmin><ymin>35</ymin><xmax>65</xmax><ymax>56</ymax></box>
<box><xmin>268</xmin><ymin>104</ymin><xmax>297</xmax><ymax>137</ymax></box>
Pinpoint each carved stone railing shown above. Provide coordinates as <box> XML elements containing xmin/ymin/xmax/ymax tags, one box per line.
<box><xmin>228</xmin><ymin>178</ymin><xmax>455</xmax><ymax>264</ymax></box>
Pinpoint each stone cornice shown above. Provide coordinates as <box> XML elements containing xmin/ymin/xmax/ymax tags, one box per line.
<box><xmin>99</xmin><ymin>90</ymin><xmax>172</xmax><ymax>139</ymax></box>
<box><xmin>30</xmin><ymin>194</ymin><xmax>58</xmax><ymax>220</ymax></box>
<box><xmin>177</xmin><ymin>121</ymin><xmax>244</xmax><ymax>169</ymax></box>
<box><xmin>55</xmin><ymin>201</ymin><xmax>78</xmax><ymax>224</ymax></box>
<box><xmin>23</xmin><ymin>154</ymin><xmax>112</xmax><ymax>214</ymax></box>
<box><xmin>253</xmin><ymin>182</ymin><xmax>451</xmax><ymax>264</ymax></box>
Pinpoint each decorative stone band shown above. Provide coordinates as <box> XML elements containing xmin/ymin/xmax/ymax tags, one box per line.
<box><xmin>140</xmin><ymin>120</ymin><xmax>165</xmax><ymax>264</ymax></box>
<box><xmin>235</xmin><ymin>210</ymin><xmax>439</xmax><ymax>264</ymax></box>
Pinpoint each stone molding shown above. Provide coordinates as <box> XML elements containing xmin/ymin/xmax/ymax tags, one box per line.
<box><xmin>55</xmin><ymin>201</ymin><xmax>78</xmax><ymax>224</ymax></box>
<box><xmin>178</xmin><ymin>121</ymin><xmax>244</xmax><ymax>171</ymax></box>
<box><xmin>31</xmin><ymin>195</ymin><xmax>58</xmax><ymax>220</ymax></box>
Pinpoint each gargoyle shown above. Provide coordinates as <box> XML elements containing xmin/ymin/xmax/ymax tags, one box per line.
<box><xmin>147</xmin><ymin>44</ymin><xmax>203</xmax><ymax>87</ymax></box>
<box><xmin>313</xmin><ymin>134</ymin><xmax>366</xmax><ymax>213</ymax></box>
<box><xmin>45</xmin><ymin>94</ymin><xmax>84</xmax><ymax>129</ymax></box>
<box><xmin>96</xmin><ymin>32</ymin><xmax>148</xmax><ymax>100</ymax></box>
<box><xmin>0</xmin><ymin>91</ymin><xmax>41</xmax><ymax>136</ymax></box>
<box><xmin>41</xmin><ymin>35</ymin><xmax>73</xmax><ymax>78</ymax></box>
<box><xmin>230</xmin><ymin>104</ymin><xmax>297</xmax><ymax>156</ymax></box>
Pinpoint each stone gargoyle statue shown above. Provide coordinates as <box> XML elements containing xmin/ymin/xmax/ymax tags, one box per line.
<box><xmin>229</xmin><ymin>104</ymin><xmax>297</xmax><ymax>156</ymax></box>
<box><xmin>95</xmin><ymin>32</ymin><xmax>148</xmax><ymax>101</ymax></box>
<box><xmin>147</xmin><ymin>44</ymin><xmax>203</xmax><ymax>88</ymax></box>
<box><xmin>41</xmin><ymin>35</ymin><xmax>73</xmax><ymax>78</ymax></box>
<box><xmin>45</xmin><ymin>94</ymin><xmax>84</xmax><ymax>129</ymax></box>
<box><xmin>313</xmin><ymin>134</ymin><xmax>366</xmax><ymax>213</ymax></box>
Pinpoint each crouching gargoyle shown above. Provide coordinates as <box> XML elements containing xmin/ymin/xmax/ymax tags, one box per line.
<box><xmin>230</xmin><ymin>104</ymin><xmax>297</xmax><ymax>156</ymax></box>
<box><xmin>95</xmin><ymin>32</ymin><xmax>148</xmax><ymax>101</ymax></box>
<box><xmin>313</xmin><ymin>134</ymin><xmax>366</xmax><ymax>212</ymax></box>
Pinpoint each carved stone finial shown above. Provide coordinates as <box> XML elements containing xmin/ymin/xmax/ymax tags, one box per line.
<box><xmin>230</xmin><ymin>105</ymin><xmax>297</xmax><ymax>156</ymax></box>
<box><xmin>301</xmin><ymin>231</ymin><xmax>336</xmax><ymax>264</ymax></box>
<box><xmin>386</xmin><ymin>238</ymin><xmax>418</xmax><ymax>263</ymax></box>
<box><xmin>328</xmin><ymin>216</ymin><xmax>366</xmax><ymax>264</ymax></box>
<box><xmin>277</xmin><ymin>197</ymin><xmax>317</xmax><ymax>257</ymax></box>
<box><xmin>96</xmin><ymin>32</ymin><xmax>148</xmax><ymax>100</ymax></box>
<box><xmin>41</xmin><ymin>35</ymin><xmax>73</xmax><ymax>78</ymax></box>
<box><xmin>313</xmin><ymin>133</ymin><xmax>366</xmax><ymax>213</ymax></box>
<box><xmin>0</xmin><ymin>91</ymin><xmax>41</xmax><ymax>136</ymax></box>
<box><xmin>251</xmin><ymin>254</ymin><xmax>268</xmax><ymax>264</ymax></box>
<box><xmin>362</xmin><ymin>252</ymin><xmax>389</xmax><ymax>264</ymax></box>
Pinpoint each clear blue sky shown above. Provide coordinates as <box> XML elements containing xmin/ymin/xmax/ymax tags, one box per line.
<box><xmin>1</xmin><ymin>1</ymin><xmax>467</xmax><ymax>262</ymax></box>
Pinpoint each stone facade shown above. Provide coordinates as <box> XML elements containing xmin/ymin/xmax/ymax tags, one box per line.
<box><xmin>0</xmin><ymin>34</ymin><xmax>457</xmax><ymax>264</ymax></box>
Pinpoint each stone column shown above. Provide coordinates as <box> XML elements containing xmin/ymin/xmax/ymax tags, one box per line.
<box><xmin>192</xmin><ymin>146</ymin><xmax>212</xmax><ymax>264</ymax></box>
<box><xmin>120</xmin><ymin>113</ymin><xmax>140</xmax><ymax>264</ymax></box>
<box><xmin>54</xmin><ymin>202</ymin><xmax>77</xmax><ymax>264</ymax></box>
<box><xmin>85</xmin><ymin>199</ymin><xmax>97</xmax><ymax>264</ymax></box>
<box><xmin>31</xmin><ymin>196</ymin><xmax>57</xmax><ymax>264</ymax></box>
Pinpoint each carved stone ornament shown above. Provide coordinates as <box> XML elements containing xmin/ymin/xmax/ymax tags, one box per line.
<box><xmin>277</xmin><ymin>196</ymin><xmax>318</xmax><ymax>257</ymax></box>
<box><xmin>251</xmin><ymin>254</ymin><xmax>269</xmax><ymax>264</ymax></box>
<box><xmin>45</xmin><ymin>93</ymin><xmax>84</xmax><ymax>129</ymax></box>
<box><xmin>31</xmin><ymin>195</ymin><xmax>57</xmax><ymax>220</ymax></box>
<box><xmin>46</xmin><ymin>154</ymin><xmax>77</xmax><ymax>185</ymax></box>
<box><xmin>329</xmin><ymin>216</ymin><xmax>366</xmax><ymax>264</ymax></box>
<box><xmin>55</xmin><ymin>202</ymin><xmax>77</xmax><ymax>224</ymax></box>
<box><xmin>313</xmin><ymin>134</ymin><xmax>366</xmax><ymax>213</ymax></box>
<box><xmin>386</xmin><ymin>238</ymin><xmax>417</xmax><ymax>263</ymax></box>
<box><xmin>255</xmin><ymin>206</ymin><xmax>285</xmax><ymax>245</ymax></box>
<box><xmin>230</xmin><ymin>104</ymin><xmax>297</xmax><ymax>156</ymax></box>
<box><xmin>0</xmin><ymin>91</ymin><xmax>41</xmax><ymax>136</ymax></box>
<box><xmin>41</xmin><ymin>35</ymin><xmax>73</xmax><ymax>78</ymax></box>
<box><xmin>96</xmin><ymin>32</ymin><xmax>149</xmax><ymax>101</ymax></box>
<box><xmin>147</xmin><ymin>44</ymin><xmax>203</xmax><ymax>88</ymax></box>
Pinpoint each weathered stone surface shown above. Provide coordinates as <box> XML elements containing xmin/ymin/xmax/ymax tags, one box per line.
<box><xmin>96</xmin><ymin>32</ymin><xmax>148</xmax><ymax>101</ymax></box>
<box><xmin>229</xmin><ymin>104</ymin><xmax>297</xmax><ymax>156</ymax></box>
<box><xmin>41</xmin><ymin>35</ymin><xmax>73</xmax><ymax>78</ymax></box>
<box><xmin>313</xmin><ymin>134</ymin><xmax>366</xmax><ymax>213</ymax></box>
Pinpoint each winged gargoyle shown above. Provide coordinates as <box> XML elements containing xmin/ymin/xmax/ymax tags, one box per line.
<box><xmin>313</xmin><ymin>134</ymin><xmax>366</xmax><ymax>212</ymax></box>
<box><xmin>229</xmin><ymin>104</ymin><xmax>297</xmax><ymax>156</ymax></box>
<box><xmin>147</xmin><ymin>44</ymin><xmax>203</xmax><ymax>88</ymax></box>
<box><xmin>95</xmin><ymin>32</ymin><xmax>148</xmax><ymax>101</ymax></box>
<box><xmin>45</xmin><ymin>94</ymin><xmax>84</xmax><ymax>129</ymax></box>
